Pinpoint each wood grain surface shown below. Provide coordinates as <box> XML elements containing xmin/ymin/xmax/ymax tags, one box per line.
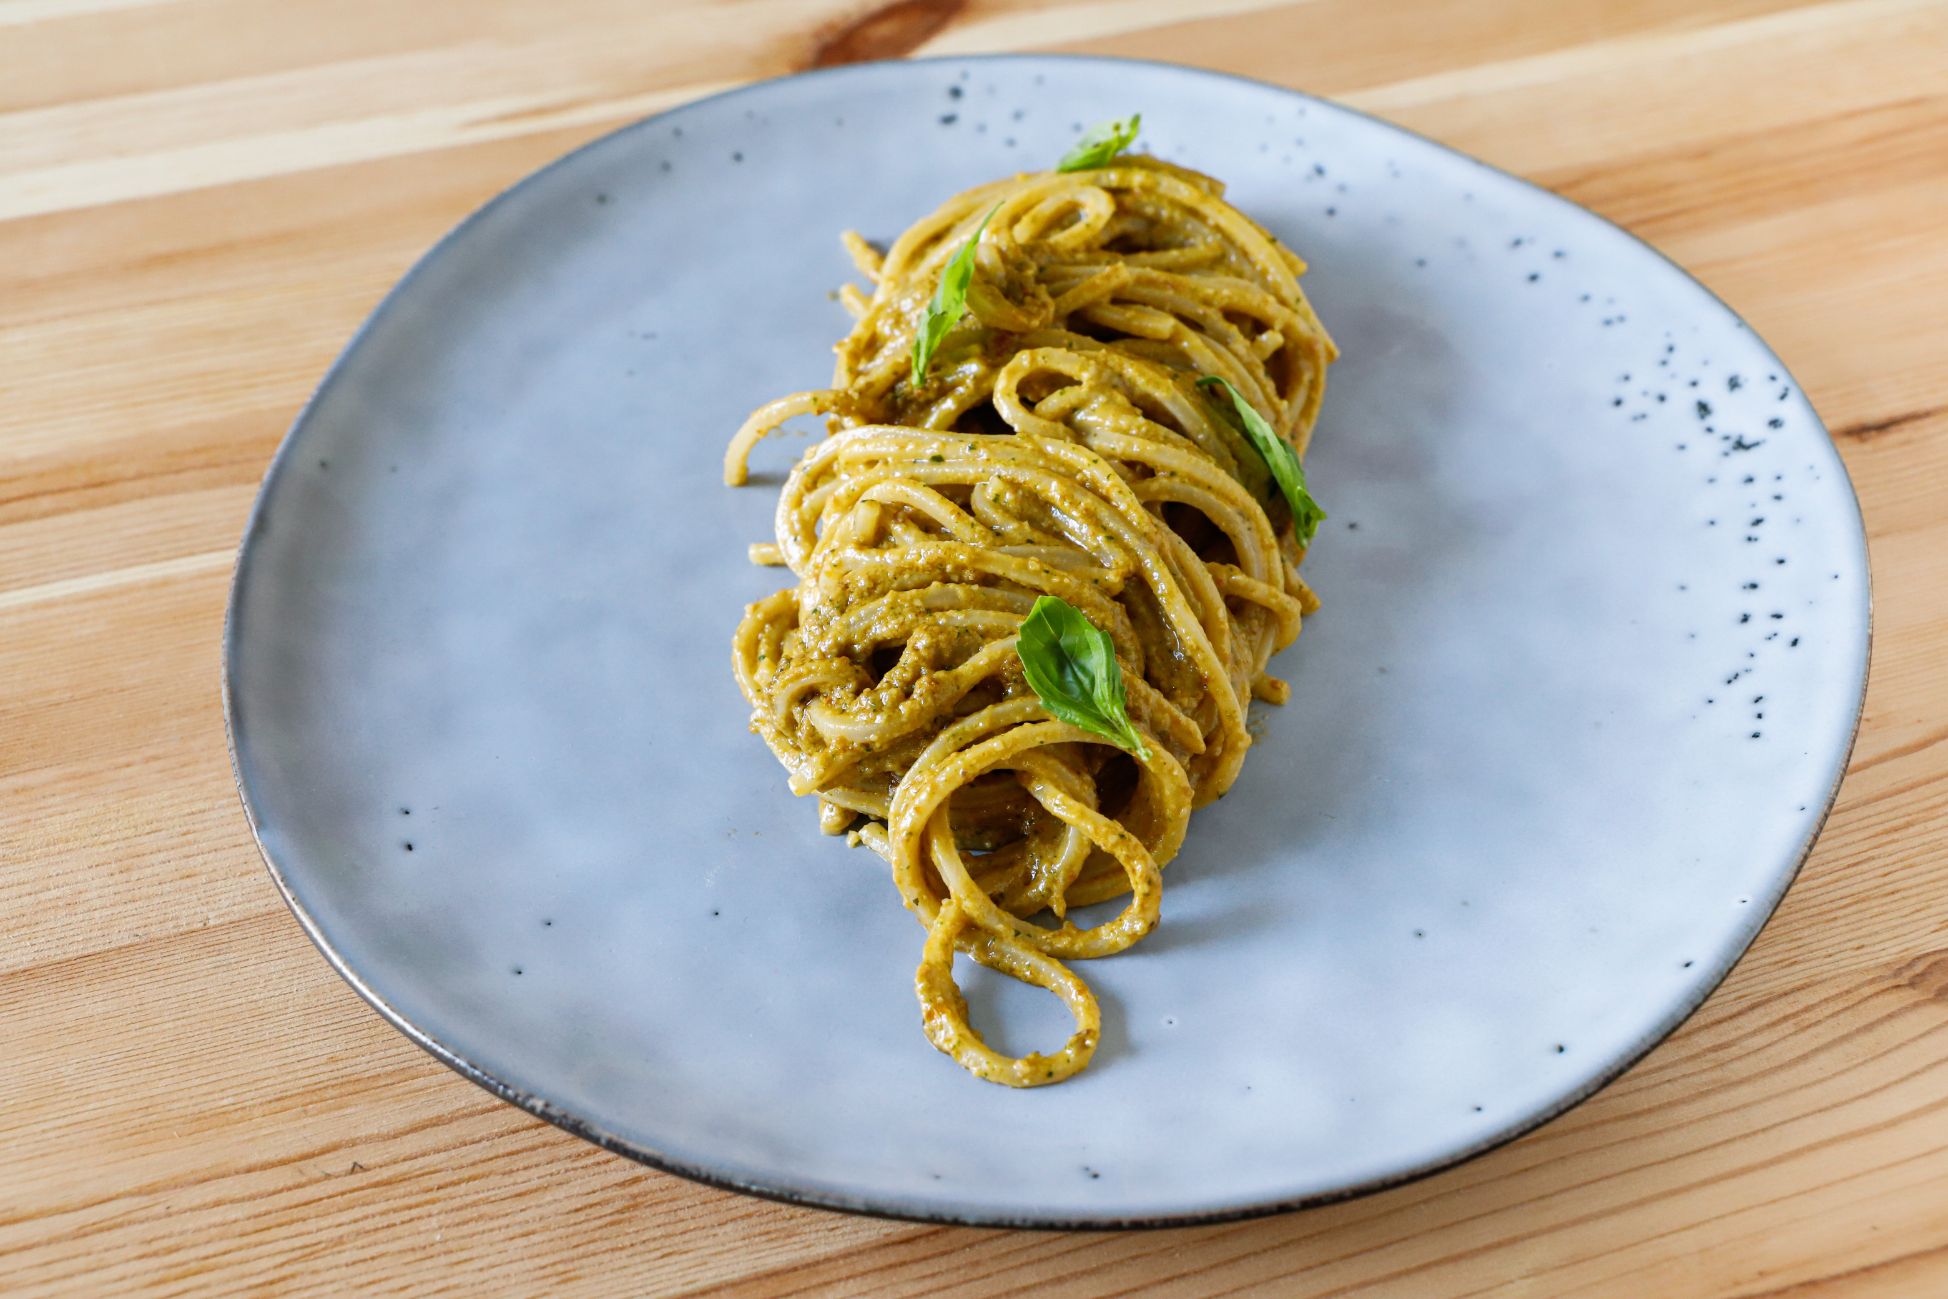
<box><xmin>3</xmin><ymin>1</ymin><xmax>1945</xmax><ymax>1294</ymax></box>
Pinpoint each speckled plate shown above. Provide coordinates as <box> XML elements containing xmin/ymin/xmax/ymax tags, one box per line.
<box><xmin>225</xmin><ymin>55</ymin><xmax>1869</xmax><ymax>1227</ymax></box>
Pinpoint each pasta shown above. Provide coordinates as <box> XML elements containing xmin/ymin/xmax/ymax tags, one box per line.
<box><xmin>726</xmin><ymin>151</ymin><xmax>1335</xmax><ymax>1086</ymax></box>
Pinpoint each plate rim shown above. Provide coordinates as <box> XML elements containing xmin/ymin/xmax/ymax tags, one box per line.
<box><xmin>221</xmin><ymin>50</ymin><xmax>1873</xmax><ymax>1230</ymax></box>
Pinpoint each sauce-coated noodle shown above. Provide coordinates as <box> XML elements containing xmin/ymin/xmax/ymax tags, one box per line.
<box><xmin>726</xmin><ymin>157</ymin><xmax>1335</xmax><ymax>1085</ymax></box>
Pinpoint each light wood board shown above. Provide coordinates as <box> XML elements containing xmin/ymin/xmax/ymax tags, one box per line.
<box><xmin>3</xmin><ymin>1</ymin><xmax>1946</xmax><ymax>1294</ymax></box>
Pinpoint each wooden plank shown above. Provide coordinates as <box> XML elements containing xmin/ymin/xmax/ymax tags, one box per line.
<box><xmin>2</xmin><ymin>0</ymin><xmax>1945</xmax><ymax>1293</ymax></box>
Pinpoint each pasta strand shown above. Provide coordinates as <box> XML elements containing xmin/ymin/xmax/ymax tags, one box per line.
<box><xmin>727</xmin><ymin>157</ymin><xmax>1335</xmax><ymax>1085</ymax></box>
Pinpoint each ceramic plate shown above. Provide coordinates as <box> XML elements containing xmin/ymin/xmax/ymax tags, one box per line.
<box><xmin>225</xmin><ymin>55</ymin><xmax>1869</xmax><ymax>1227</ymax></box>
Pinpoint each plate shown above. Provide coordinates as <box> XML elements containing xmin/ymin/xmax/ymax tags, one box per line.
<box><xmin>225</xmin><ymin>55</ymin><xmax>1869</xmax><ymax>1227</ymax></box>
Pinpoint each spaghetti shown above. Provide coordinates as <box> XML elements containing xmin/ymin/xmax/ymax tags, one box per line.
<box><xmin>726</xmin><ymin>152</ymin><xmax>1335</xmax><ymax>1086</ymax></box>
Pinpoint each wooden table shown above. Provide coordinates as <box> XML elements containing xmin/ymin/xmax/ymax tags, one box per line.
<box><xmin>5</xmin><ymin>1</ymin><xmax>1945</xmax><ymax>1293</ymax></box>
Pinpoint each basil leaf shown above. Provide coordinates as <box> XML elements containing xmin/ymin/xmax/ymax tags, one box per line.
<box><xmin>911</xmin><ymin>202</ymin><xmax>1000</xmax><ymax>387</ymax></box>
<box><xmin>1016</xmin><ymin>596</ymin><xmax>1150</xmax><ymax>760</ymax></box>
<box><xmin>1056</xmin><ymin>113</ymin><xmax>1141</xmax><ymax>173</ymax></box>
<box><xmin>1197</xmin><ymin>375</ymin><xmax>1327</xmax><ymax>546</ymax></box>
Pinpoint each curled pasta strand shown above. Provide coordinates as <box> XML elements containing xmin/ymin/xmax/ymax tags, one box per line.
<box><xmin>916</xmin><ymin>900</ymin><xmax>1100</xmax><ymax>1088</ymax></box>
<box><xmin>729</xmin><ymin>156</ymin><xmax>1334</xmax><ymax>1085</ymax></box>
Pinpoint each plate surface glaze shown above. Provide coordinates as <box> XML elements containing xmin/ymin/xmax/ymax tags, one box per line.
<box><xmin>227</xmin><ymin>56</ymin><xmax>1870</xmax><ymax>1226</ymax></box>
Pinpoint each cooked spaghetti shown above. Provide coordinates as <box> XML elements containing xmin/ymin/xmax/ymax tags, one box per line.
<box><xmin>726</xmin><ymin>149</ymin><xmax>1335</xmax><ymax>1086</ymax></box>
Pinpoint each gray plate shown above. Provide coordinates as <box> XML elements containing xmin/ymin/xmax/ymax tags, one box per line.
<box><xmin>225</xmin><ymin>55</ymin><xmax>1870</xmax><ymax>1227</ymax></box>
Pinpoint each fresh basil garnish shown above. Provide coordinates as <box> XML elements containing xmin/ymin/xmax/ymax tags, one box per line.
<box><xmin>1056</xmin><ymin>113</ymin><xmax>1142</xmax><ymax>173</ymax></box>
<box><xmin>911</xmin><ymin>202</ymin><xmax>1000</xmax><ymax>387</ymax></box>
<box><xmin>1016</xmin><ymin>596</ymin><xmax>1150</xmax><ymax>760</ymax></box>
<box><xmin>1197</xmin><ymin>375</ymin><xmax>1326</xmax><ymax>546</ymax></box>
